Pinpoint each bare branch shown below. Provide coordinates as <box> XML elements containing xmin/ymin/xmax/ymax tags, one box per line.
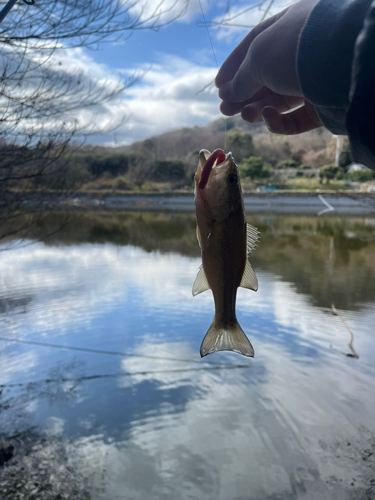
<box><xmin>0</xmin><ymin>0</ymin><xmax>189</xmax><ymax>242</ymax></box>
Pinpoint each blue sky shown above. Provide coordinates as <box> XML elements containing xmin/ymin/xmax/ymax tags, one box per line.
<box><xmin>61</xmin><ymin>0</ymin><xmax>289</xmax><ymax>146</ymax></box>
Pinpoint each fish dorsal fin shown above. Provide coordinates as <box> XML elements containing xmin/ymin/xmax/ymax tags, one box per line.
<box><xmin>240</xmin><ymin>259</ymin><xmax>258</xmax><ymax>292</ymax></box>
<box><xmin>192</xmin><ymin>265</ymin><xmax>210</xmax><ymax>296</ymax></box>
<box><xmin>246</xmin><ymin>223</ymin><xmax>260</xmax><ymax>255</ymax></box>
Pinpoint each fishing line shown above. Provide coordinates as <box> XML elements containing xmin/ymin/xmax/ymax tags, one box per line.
<box><xmin>0</xmin><ymin>336</ymin><xmax>249</xmax><ymax>368</ymax></box>
<box><xmin>0</xmin><ymin>365</ymin><xmax>249</xmax><ymax>389</ymax></box>
<box><xmin>198</xmin><ymin>0</ymin><xmax>218</xmax><ymax>68</ymax></box>
<box><xmin>197</xmin><ymin>0</ymin><xmax>227</xmax><ymax>151</ymax></box>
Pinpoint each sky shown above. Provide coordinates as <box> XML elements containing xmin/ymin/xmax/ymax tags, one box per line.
<box><xmin>59</xmin><ymin>0</ymin><xmax>290</xmax><ymax>146</ymax></box>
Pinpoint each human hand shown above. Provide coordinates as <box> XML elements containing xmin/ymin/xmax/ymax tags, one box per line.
<box><xmin>215</xmin><ymin>0</ymin><xmax>322</xmax><ymax>135</ymax></box>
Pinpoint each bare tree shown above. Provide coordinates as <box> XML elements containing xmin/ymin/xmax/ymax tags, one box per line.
<box><xmin>197</xmin><ymin>0</ymin><xmax>293</xmax><ymax>29</ymax></box>
<box><xmin>0</xmin><ymin>0</ymin><xmax>189</xmax><ymax>243</ymax></box>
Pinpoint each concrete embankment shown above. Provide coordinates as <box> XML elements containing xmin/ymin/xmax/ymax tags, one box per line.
<box><xmin>18</xmin><ymin>191</ymin><xmax>375</xmax><ymax>215</ymax></box>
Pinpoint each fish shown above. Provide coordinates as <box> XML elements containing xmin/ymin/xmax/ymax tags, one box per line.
<box><xmin>193</xmin><ymin>148</ymin><xmax>259</xmax><ymax>358</ymax></box>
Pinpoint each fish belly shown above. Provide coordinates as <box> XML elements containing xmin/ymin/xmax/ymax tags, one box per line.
<box><xmin>202</xmin><ymin>215</ymin><xmax>246</xmax><ymax>322</ymax></box>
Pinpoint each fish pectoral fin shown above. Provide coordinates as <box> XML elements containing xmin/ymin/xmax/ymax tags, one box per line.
<box><xmin>246</xmin><ymin>223</ymin><xmax>260</xmax><ymax>255</ymax></box>
<box><xmin>196</xmin><ymin>225</ymin><xmax>202</xmax><ymax>249</ymax></box>
<box><xmin>239</xmin><ymin>258</ymin><xmax>258</xmax><ymax>292</ymax></box>
<box><xmin>200</xmin><ymin>319</ymin><xmax>254</xmax><ymax>358</ymax></box>
<box><xmin>192</xmin><ymin>265</ymin><xmax>210</xmax><ymax>296</ymax></box>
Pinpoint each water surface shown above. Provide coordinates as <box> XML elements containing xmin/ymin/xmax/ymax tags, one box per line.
<box><xmin>1</xmin><ymin>212</ymin><xmax>375</xmax><ymax>499</ymax></box>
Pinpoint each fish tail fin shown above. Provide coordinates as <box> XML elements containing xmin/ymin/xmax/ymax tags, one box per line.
<box><xmin>200</xmin><ymin>318</ymin><xmax>254</xmax><ymax>358</ymax></box>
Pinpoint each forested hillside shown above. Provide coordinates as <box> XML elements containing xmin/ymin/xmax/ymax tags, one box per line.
<box><xmin>15</xmin><ymin>115</ymin><xmax>374</xmax><ymax>193</ymax></box>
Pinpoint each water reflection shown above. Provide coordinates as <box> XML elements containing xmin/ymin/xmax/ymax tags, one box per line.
<box><xmin>1</xmin><ymin>212</ymin><xmax>375</xmax><ymax>499</ymax></box>
<box><xmin>3</xmin><ymin>211</ymin><xmax>375</xmax><ymax>310</ymax></box>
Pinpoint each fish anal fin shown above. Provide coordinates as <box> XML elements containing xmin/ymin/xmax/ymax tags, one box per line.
<box><xmin>200</xmin><ymin>319</ymin><xmax>254</xmax><ymax>358</ymax></box>
<box><xmin>240</xmin><ymin>259</ymin><xmax>258</xmax><ymax>292</ymax></box>
<box><xmin>192</xmin><ymin>265</ymin><xmax>210</xmax><ymax>296</ymax></box>
<box><xmin>246</xmin><ymin>223</ymin><xmax>260</xmax><ymax>255</ymax></box>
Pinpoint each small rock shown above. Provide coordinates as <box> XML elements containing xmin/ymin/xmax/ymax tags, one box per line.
<box><xmin>0</xmin><ymin>441</ymin><xmax>14</xmax><ymax>467</ymax></box>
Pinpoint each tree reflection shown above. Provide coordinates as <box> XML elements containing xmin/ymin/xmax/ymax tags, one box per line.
<box><xmin>0</xmin><ymin>211</ymin><xmax>375</xmax><ymax>312</ymax></box>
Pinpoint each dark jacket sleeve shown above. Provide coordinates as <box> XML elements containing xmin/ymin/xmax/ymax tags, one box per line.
<box><xmin>297</xmin><ymin>0</ymin><xmax>375</xmax><ymax>170</ymax></box>
<box><xmin>346</xmin><ymin>3</ymin><xmax>375</xmax><ymax>168</ymax></box>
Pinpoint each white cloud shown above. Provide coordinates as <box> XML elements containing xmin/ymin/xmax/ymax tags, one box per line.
<box><xmin>127</xmin><ymin>0</ymin><xmax>210</xmax><ymax>26</ymax></box>
<box><xmin>45</xmin><ymin>416</ymin><xmax>65</xmax><ymax>436</ymax></box>
<box><xmin>2</xmin><ymin>238</ymin><xmax>375</xmax><ymax>498</ymax></box>
<box><xmin>70</xmin><ymin>333</ymin><xmax>375</xmax><ymax>500</ymax></box>
<box><xmin>1</xmin><ymin>1</ymin><xmax>301</xmax><ymax>147</ymax></box>
<box><xmin>1</xmin><ymin>241</ymin><xmax>374</xmax><ymax>368</ymax></box>
<box><xmin>30</xmin><ymin>3</ymin><xmax>298</xmax><ymax>146</ymax></box>
<box><xmin>89</xmin><ymin>55</ymin><xmax>221</xmax><ymax>145</ymax></box>
<box><xmin>0</xmin><ymin>350</ymin><xmax>39</xmax><ymax>384</ymax></box>
<box><xmin>23</xmin><ymin>47</ymin><xmax>222</xmax><ymax>145</ymax></box>
<box><xmin>0</xmin><ymin>243</ymin><xmax>205</xmax><ymax>343</ymax></box>
<box><xmin>212</xmin><ymin>0</ymin><xmax>292</xmax><ymax>43</ymax></box>
<box><xmin>2</xmin><ymin>19</ymin><xmax>225</xmax><ymax>146</ymax></box>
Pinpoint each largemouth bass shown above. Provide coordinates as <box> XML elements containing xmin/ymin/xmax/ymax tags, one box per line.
<box><xmin>193</xmin><ymin>148</ymin><xmax>259</xmax><ymax>358</ymax></box>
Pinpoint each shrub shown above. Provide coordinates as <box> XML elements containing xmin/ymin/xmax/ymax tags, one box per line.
<box><xmin>113</xmin><ymin>177</ymin><xmax>131</xmax><ymax>191</ymax></box>
<box><xmin>291</xmin><ymin>149</ymin><xmax>305</xmax><ymax>165</ymax></box>
<box><xmin>319</xmin><ymin>164</ymin><xmax>339</xmax><ymax>183</ymax></box>
<box><xmin>150</xmin><ymin>159</ymin><xmax>186</xmax><ymax>182</ymax></box>
<box><xmin>275</xmin><ymin>158</ymin><xmax>299</xmax><ymax>169</ymax></box>
<box><xmin>348</xmin><ymin>169</ymin><xmax>375</xmax><ymax>182</ymax></box>
<box><xmin>211</xmin><ymin>117</ymin><xmax>235</xmax><ymax>132</ymax></box>
<box><xmin>87</xmin><ymin>153</ymin><xmax>132</xmax><ymax>177</ymax></box>
<box><xmin>226</xmin><ymin>131</ymin><xmax>255</xmax><ymax>161</ymax></box>
<box><xmin>239</xmin><ymin>156</ymin><xmax>271</xmax><ymax>180</ymax></box>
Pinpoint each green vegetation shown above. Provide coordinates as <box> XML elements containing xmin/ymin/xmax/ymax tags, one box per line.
<box><xmin>239</xmin><ymin>156</ymin><xmax>271</xmax><ymax>180</ymax></box>
<box><xmin>285</xmin><ymin>178</ymin><xmax>349</xmax><ymax>191</ymax></box>
<box><xmin>7</xmin><ymin>116</ymin><xmax>374</xmax><ymax>193</ymax></box>
<box><xmin>85</xmin><ymin>153</ymin><xmax>131</xmax><ymax>177</ymax></box>
<box><xmin>275</xmin><ymin>159</ymin><xmax>300</xmax><ymax>169</ymax></box>
<box><xmin>225</xmin><ymin>131</ymin><xmax>255</xmax><ymax>161</ymax></box>
<box><xmin>348</xmin><ymin>169</ymin><xmax>375</xmax><ymax>182</ymax></box>
<box><xmin>319</xmin><ymin>164</ymin><xmax>340</xmax><ymax>183</ymax></box>
<box><xmin>150</xmin><ymin>159</ymin><xmax>185</xmax><ymax>182</ymax></box>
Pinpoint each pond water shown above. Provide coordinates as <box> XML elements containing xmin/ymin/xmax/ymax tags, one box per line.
<box><xmin>1</xmin><ymin>211</ymin><xmax>375</xmax><ymax>500</ymax></box>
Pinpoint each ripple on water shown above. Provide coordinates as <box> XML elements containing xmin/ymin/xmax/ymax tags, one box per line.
<box><xmin>1</xmin><ymin>214</ymin><xmax>375</xmax><ymax>500</ymax></box>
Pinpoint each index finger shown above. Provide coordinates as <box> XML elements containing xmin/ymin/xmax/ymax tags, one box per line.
<box><xmin>215</xmin><ymin>8</ymin><xmax>288</xmax><ymax>88</ymax></box>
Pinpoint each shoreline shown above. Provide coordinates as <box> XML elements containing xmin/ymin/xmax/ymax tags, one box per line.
<box><xmin>16</xmin><ymin>191</ymin><xmax>375</xmax><ymax>215</ymax></box>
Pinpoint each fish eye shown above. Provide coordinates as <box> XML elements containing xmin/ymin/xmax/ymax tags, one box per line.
<box><xmin>227</xmin><ymin>174</ymin><xmax>238</xmax><ymax>186</ymax></box>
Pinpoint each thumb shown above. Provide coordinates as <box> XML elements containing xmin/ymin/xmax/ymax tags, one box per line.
<box><xmin>262</xmin><ymin>102</ymin><xmax>322</xmax><ymax>135</ymax></box>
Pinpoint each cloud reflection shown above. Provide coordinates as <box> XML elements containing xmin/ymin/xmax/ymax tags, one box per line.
<box><xmin>1</xmin><ymin>240</ymin><xmax>375</xmax><ymax>377</ymax></box>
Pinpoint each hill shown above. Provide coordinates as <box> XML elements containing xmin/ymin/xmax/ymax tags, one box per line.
<box><xmin>73</xmin><ymin>115</ymin><xmax>343</xmax><ymax>191</ymax></box>
<box><xmin>115</xmin><ymin>115</ymin><xmax>335</xmax><ymax>171</ymax></box>
<box><xmin>18</xmin><ymin>115</ymin><xmax>372</xmax><ymax>193</ymax></box>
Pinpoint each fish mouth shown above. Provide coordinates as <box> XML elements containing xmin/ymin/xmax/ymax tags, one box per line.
<box><xmin>198</xmin><ymin>149</ymin><xmax>229</xmax><ymax>190</ymax></box>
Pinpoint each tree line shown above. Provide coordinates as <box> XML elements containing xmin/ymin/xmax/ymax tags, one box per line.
<box><xmin>7</xmin><ymin>123</ymin><xmax>373</xmax><ymax>193</ymax></box>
